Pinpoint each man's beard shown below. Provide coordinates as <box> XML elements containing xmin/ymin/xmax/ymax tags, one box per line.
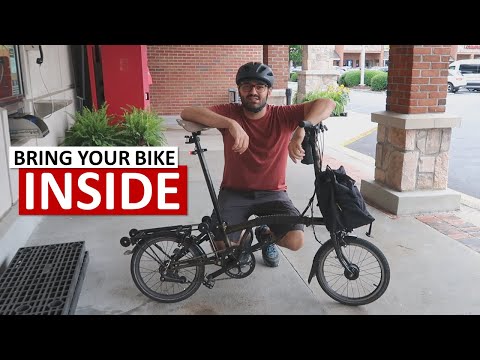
<box><xmin>240</xmin><ymin>95</ymin><xmax>268</xmax><ymax>113</ymax></box>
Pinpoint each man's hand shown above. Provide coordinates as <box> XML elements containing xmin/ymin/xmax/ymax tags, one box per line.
<box><xmin>288</xmin><ymin>136</ymin><xmax>305</xmax><ymax>163</ymax></box>
<box><xmin>228</xmin><ymin>121</ymin><xmax>249</xmax><ymax>154</ymax></box>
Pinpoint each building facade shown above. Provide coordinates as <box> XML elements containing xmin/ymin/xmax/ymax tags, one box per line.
<box><xmin>147</xmin><ymin>45</ymin><xmax>290</xmax><ymax>116</ymax></box>
<box><xmin>450</xmin><ymin>45</ymin><xmax>480</xmax><ymax>60</ymax></box>
<box><xmin>335</xmin><ymin>45</ymin><xmax>386</xmax><ymax>68</ymax></box>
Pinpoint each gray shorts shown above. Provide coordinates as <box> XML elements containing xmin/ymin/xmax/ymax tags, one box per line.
<box><xmin>210</xmin><ymin>188</ymin><xmax>304</xmax><ymax>242</ymax></box>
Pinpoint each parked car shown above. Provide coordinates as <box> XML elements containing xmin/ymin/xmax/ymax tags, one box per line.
<box><xmin>370</xmin><ymin>66</ymin><xmax>388</xmax><ymax>72</ymax></box>
<box><xmin>448</xmin><ymin>59</ymin><xmax>480</xmax><ymax>91</ymax></box>
<box><xmin>447</xmin><ymin>69</ymin><xmax>467</xmax><ymax>93</ymax></box>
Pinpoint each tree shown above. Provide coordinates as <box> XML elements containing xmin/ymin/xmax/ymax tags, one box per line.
<box><xmin>289</xmin><ymin>45</ymin><xmax>302</xmax><ymax>67</ymax></box>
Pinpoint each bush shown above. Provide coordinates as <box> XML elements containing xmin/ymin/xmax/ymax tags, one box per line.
<box><xmin>371</xmin><ymin>72</ymin><xmax>388</xmax><ymax>91</ymax></box>
<box><xmin>121</xmin><ymin>106</ymin><xmax>166</xmax><ymax>146</ymax></box>
<box><xmin>64</xmin><ymin>104</ymin><xmax>127</xmax><ymax>146</ymax></box>
<box><xmin>300</xmin><ymin>84</ymin><xmax>350</xmax><ymax>116</ymax></box>
<box><xmin>344</xmin><ymin>70</ymin><xmax>361</xmax><ymax>87</ymax></box>
<box><xmin>63</xmin><ymin>104</ymin><xmax>167</xmax><ymax>146</ymax></box>
<box><xmin>364</xmin><ymin>70</ymin><xmax>383</xmax><ymax>86</ymax></box>
<box><xmin>337</xmin><ymin>73</ymin><xmax>347</xmax><ymax>86</ymax></box>
<box><xmin>289</xmin><ymin>72</ymin><xmax>298</xmax><ymax>82</ymax></box>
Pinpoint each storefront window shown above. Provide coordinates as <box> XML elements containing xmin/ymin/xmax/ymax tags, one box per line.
<box><xmin>0</xmin><ymin>45</ymin><xmax>24</xmax><ymax>105</ymax></box>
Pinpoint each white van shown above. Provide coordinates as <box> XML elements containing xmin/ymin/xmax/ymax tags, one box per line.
<box><xmin>448</xmin><ymin>59</ymin><xmax>480</xmax><ymax>91</ymax></box>
<box><xmin>447</xmin><ymin>69</ymin><xmax>467</xmax><ymax>93</ymax></box>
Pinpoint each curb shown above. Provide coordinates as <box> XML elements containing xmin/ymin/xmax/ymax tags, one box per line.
<box><xmin>460</xmin><ymin>193</ymin><xmax>480</xmax><ymax>210</ymax></box>
<box><xmin>330</xmin><ymin>144</ymin><xmax>375</xmax><ymax>166</ymax></box>
<box><xmin>340</xmin><ymin>126</ymin><xmax>377</xmax><ymax>147</ymax></box>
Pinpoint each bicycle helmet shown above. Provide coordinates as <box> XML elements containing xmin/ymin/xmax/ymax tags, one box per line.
<box><xmin>236</xmin><ymin>62</ymin><xmax>275</xmax><ymax>88</ymax></box>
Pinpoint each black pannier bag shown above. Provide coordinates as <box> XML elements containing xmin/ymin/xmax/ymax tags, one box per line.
<box><xmin>316</xmin><ymin>165</ymin><xmax>375</xmax><ymax>233</ymax></box>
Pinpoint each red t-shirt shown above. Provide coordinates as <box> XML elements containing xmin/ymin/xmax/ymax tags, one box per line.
<box><xmin>208</xmin><ymin>103</ymin><xmax>305</xmax><ymax>191</ymax></box>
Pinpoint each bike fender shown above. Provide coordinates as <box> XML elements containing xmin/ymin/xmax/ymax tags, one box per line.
<box><xmin>132</xmin><ymin>233</ymin><xmax>206</xmax><ymax>258</ymax></box>
<box><xmin>308</xmin><ymin>247</ymin><xmax>323</xmax><ymax>284</ymax></box>
<box><xmin>132</xmin><ymin>231</ymin><xmax>183</xmax><ymax>255</ymax></box>
<box><xmin>307</xmin><ymin>235</ymin><xmax>358</xmax><ymax>283</ymax></box>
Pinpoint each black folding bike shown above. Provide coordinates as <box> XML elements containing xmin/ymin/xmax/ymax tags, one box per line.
<box><xmin>120</xmin><ymin>119</ymin><xmax>390</xmax><ymax>306</ymax></box>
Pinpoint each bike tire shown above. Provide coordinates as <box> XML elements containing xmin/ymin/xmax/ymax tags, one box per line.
<box><xmin>130</xmin><ymin>236</ymin><xmax>205</xmax><ymax>303</ymax></box>
<box><xmin>315</xmin><ymin>236</ymin><xmax>390</xmax><ymax>306</ymax></box>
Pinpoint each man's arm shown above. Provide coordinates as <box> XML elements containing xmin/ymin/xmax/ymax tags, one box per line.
<box><xmin>302</xmin><ymin>98</ymin><xmax>336</xmax><ymax>126</ymax></box>
<box><xmin>288</xmin><ymin>98</ymin><xmax>336</xmax><ymax>163</ymax></box>
<box><xmin>180</xmin><ymin>106</ymin><xmax>249</xmax><ymax>154</ymax></box>
<box><xmin>181</xmin><ymin>106</ymin><xmax>234</xmax><ymax>129</ymax></box>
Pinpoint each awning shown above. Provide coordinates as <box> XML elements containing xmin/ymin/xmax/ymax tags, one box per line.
<box><xmin>332</xmin><ymin>50</ymin><xmax>341</xmax><ymax>60</ymax></box>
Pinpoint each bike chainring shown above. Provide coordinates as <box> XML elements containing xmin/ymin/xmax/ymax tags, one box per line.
<box><xmin>225</xmin><ymin>252</ymin><xmax>256</xmax><ymax>279</ymax></box>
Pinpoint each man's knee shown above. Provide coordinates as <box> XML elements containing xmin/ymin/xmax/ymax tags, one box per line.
<box><xmin>279</xmin><ymin>230</ymin><xmax>304</xmax><ymax>251</ymax></box>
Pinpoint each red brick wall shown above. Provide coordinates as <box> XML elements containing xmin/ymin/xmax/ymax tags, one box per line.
<box><xmin>386</xmin><ymin>45</ymin><xmax>450</xmax><ymax>114</ymax></box>
<box><xmin>147</xmin><ymin>45</ymin><xmax>262</xmax><ymax>115</ymax></box>
<box><xmin>263</xmin><ymin>45</ymin><xmax>289</xmax><ymax>89</ymax></box>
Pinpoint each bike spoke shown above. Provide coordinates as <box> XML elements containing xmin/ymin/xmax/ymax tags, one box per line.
<box><xmin>320</xmin><ymin>240</ymin><xmax>386</xmax><ymax>301</ymax></box>
<box><xmin>134</xmin><ymin>238</ymin><xmax>203</xmax><ymax>302</ymax></box>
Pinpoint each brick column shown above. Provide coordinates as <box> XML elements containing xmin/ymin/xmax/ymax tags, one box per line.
<box><xmin>263</xmin><ymin>45</ymin><xmax>289</xmax><ymax>105</ymax></box>
<box><xmin>361</xmin><ymin>45</ymin><xmax>462</xmax><ymax>215</ymax></box>
<box><xmin>297</xmin><ymin>45</ymin><xmax>339</xmax><ymax>103</ymax></box>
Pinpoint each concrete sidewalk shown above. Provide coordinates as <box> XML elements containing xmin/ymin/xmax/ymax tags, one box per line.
<box><xmin>23</xmin><ymin>111</ymin><xmax>480</xmax><ymax>315</ymax></box>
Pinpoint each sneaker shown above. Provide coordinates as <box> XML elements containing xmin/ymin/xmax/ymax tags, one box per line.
<box><xmin>262</xmin><ymin>244</ymin><xmax>279</xmax><ymax>267</ymax></box>
<box><xmin>255</xmin><ymin>225</ymin><xmax>280</xmax><ymax>267</ymax></box>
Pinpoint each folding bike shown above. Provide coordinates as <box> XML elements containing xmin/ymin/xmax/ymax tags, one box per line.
<box><xmin>120</xmin><ymin>119</ymin><xmax>390</xmax><ymax>306</ymax></box>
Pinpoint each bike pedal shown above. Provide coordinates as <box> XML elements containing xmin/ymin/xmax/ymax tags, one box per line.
<box><xmin>203</xmin><ymin>278</ymin><xmax>215</xmax><ymax>289</ymax></box>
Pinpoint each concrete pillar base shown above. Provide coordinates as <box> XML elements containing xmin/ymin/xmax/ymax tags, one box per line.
<box><xmin>267</xmin><ymin>89</ymin><xmax>287</xmax><ymax>105</ymax></box>
<box><xmin>361</xmin><ymin>179</ymin><xmax>461</xmax><ymax>215</ymax></box>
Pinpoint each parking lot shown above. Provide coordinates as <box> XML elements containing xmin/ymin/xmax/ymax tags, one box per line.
<box><xmin>346</xmin><ymin>89</ymin><xmax>480</xmax><ymax>199</ymax></box>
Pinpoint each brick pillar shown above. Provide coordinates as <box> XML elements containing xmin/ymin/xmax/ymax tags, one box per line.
<box><xmin>297</xmin><ymin>45</ymin><xmax>339</xmax><ymax>103</ymax></box>
<box><xmin>263</xmin><ymin>45</ymin><xmax>289</xmax><ymax>105</ymax></box>
<box><xmin>361</xmin><ymin>45</ymin><xmax>462</xmax><ymax>215</ymax></box>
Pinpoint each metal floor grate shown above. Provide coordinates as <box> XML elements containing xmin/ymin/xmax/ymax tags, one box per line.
<box><xmin>0</xmin><ymin>241</ymin><xmax>87</xmax><ymax>315</ymax></box>
<box><xmin>68</xmin><ymin>251</ymin><xmax>89</xmax><ymax>315</ymax></box>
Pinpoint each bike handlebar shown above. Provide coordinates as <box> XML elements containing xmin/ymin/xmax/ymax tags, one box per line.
<box><xmin>299</xmin><ymin>120</ymin><xmax>328</xmax><ymax>132</ymax></box>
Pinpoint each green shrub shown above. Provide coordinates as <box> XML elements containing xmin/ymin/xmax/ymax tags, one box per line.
<box><xmin>300</xmin><ymin>84</ymin><xmax>350</xmax><ymax>116</ymax></box>
<box><xmin>344</xmin><ymin>70</ymin><xmax>361</xmax><ymax>87</ymax></box>
<box><xmin>64</xmin><ymin>104</ymin><xmax>127</xmax><ymax>146</ymax></box>
<box><xmin>120</xmin><ymin>106</ymin><xmax>167</xmax><ymax>146</ymax></box>
<box><xmin>364</xmin><ymin>70</ymin><xmax>383</xmax><ymax>86</ymax></box>
<box><xmin>63</xmin><ymin>104</ymin><xmax>167</xmax><ymax>146</ymax></box>
<box><xmin>289</xmin><ymin>72</ymin><xmax>298</xmax><ymax>82</ymax></box>
<box><xmin>337</xmin><ymin>73</ymin><xmax>347</xmax><ymax>86</ymax></box>
<box><xmin>371</xmin><ymin>72</ymin><xmax>388</xmax><ymax>91</ymax></box>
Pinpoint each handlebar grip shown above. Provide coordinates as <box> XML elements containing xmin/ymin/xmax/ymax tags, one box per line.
<box><xmin>301</xmin><ymin>137</ymin><xmax>314</xmax><ymax>165</ymax></box>
<box><xmin>299</xmin><ymin>120</ymin><xmax>314</xmax><ymax>129</ymax></box>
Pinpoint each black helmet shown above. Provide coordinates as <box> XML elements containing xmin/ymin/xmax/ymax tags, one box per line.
<box><xmin>236</xmin><ymin>62</ymin><xmax>275</xmax><ymax>87</ymax></box>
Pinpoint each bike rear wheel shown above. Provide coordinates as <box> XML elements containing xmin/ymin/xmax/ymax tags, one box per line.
<box><xmin>315</xmin><ymin>236</ymin><xmax>390</xmax><ymax>306</ymax></box>
<box><xmin>130</xmin><ymin>236</ymin><xmax>205</xmax><ymax>303</ymax></box>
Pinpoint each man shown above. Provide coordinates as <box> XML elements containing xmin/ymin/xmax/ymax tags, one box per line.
<box><xmin>180</xmin><ymin>62</ymin><xmax>335</xmax><ymax>267</ymax></box>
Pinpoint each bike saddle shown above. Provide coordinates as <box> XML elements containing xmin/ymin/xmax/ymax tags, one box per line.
<box><xmin>177</xmin><ymin>118</ymin><xmax>213</xmax><ymax>133</ymax></box>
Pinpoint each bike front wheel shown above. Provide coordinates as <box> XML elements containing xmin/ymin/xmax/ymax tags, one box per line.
<box><xmin>315</xmin><ymin>236</ymin><xmax>390</xmax><ymax>306</ymax></box>
<box><xmin>130</xmin><ymin>236</ymin><xmax>205</xmax><ymax>303</ymax></box>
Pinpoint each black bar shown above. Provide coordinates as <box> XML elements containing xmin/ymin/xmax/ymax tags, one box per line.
<box><xmin>192</xmin><ymin>134</ymin><xmax>230</xmax><ymax>246</ymax></box>
<box><xmin>286</xmin><ymin>88</ymin><xmax>292</xmax><ymax>105</ymax></box>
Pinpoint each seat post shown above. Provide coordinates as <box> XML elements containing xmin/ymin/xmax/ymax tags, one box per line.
<box><xmin>190</xmin><ymin>132</ymin><xmax>230</xmax><ymax>245</ymax></box>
